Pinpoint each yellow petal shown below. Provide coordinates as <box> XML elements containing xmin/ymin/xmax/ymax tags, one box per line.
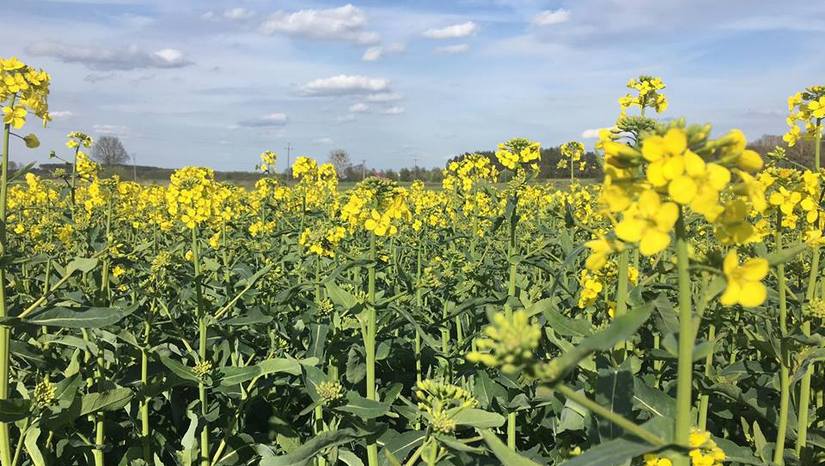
<box><xmin>668</xmin><ymin>176</ymin><xmax>697</xmax><ymax>205</ymax></box>
<box><xmin>740</xmin><ymin>258</ymin><xmax>768</xmax><ymax>281</ymax></box>
<box><xmin>639</xmin><ymin>229</ymin><xmax>670</xmax><ymax>256</ymax></box>
<box><xmin>615</xmin><ymin>218</ymin><xmax>644</xmax><ymax>243</ymax></box>
<box><xmin>738</xmin><ymin>281</ymin><xmax>767</xmax><ymax>307</ymax></box>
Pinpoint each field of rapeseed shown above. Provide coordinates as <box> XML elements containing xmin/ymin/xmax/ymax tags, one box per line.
<box><xmin>1</xmin><ymin>57</ymin><xmax>825</xmax><ymax>466</ymax></box>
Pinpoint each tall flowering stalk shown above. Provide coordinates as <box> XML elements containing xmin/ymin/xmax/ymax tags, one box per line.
<box><xmin>0</xmin><ymin>56</ymin><xmax>51</xmax><ymax>466</ymax></box>
<box><xmin>590</xmin><ymin>123</ymin><xmax>767</xmax><ymax>466</ymax></box>
<box><xmin>785</xmin><ymin>86</ymin><xmax>825</xmax><ymax>458</ymax></box>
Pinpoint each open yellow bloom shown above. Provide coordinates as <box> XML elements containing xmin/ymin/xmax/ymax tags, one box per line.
<box><xmin>642</xmin><ymin>128</ymin><xmax>688</xmax><ymax>187</ymax></box>
<box><xmin>720</xmin><ymin>250</ymin><xmax>768</xmax><ymax>307</ymax></box>
<box><xmin>668</xmin><ymin>151</ymin><xmax>730</xmax><ymax>221</ymax></box>
<box><xmin>615</xmin><ymin>190</ymin><xmax>678</xmax><ymax>256</ymax></box>
<box><xmin>2</xmin><ymin>105</ymin><xmax>26</xmax><ymax>128</ymax></box>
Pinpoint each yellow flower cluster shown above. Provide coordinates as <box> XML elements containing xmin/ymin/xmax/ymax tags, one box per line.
<box><xmin>495</xmin><ymin>137</ymin><xmax>541</xmax><ymax>173</ymax></box>
<box><xmin>643</xmin><ymin>429</ymin><xmax>724</xmax><ymax>466</ymax></box>
<box><xmin>166</xmin><ymin>167</ymin><xmax>226</xmax><ymax>229</ymax></box>
<box><xmin>341</xmin><ymin>177</ymin><xmax>410</xmax><ymax>237</ymax></box>
<box><xmin>1</xmin><ymin>56</ymin><xmax>51</xmax><ymax>129</ymax></box>
<box><xmin>409</xmin><ymin>180</ymin><xmax>450</xmax><ymax>232</ymax></box>
<box><xmin>594</xmin><ymin>123</ymin><xmax>770</xmax><ymax>306</ymax></box>
<box><xmin>618</xmin><ymin>75</ymin><xmax>667</xmax><ymax>117</ymax></box>
<box><xmin>298</xmin><ymin>225</ymin><xmax>346</xmax><ymax>258</ymax></box>
<box><xmin>558</xmin><ymin>141</ymin><xmax>586</xmax><ymax>171</ymax></box>
<box><xmin>783</xmin><ymin>85</ymin><xmax>825</xmax><ymax>146</ymax></box>
<box><xmin>317</xmin><ymin>380</ymin><xmax>344</xmax><ymax>404</ymax></box>
<box><xmin>258</xmin><ymin>150</ymin><xmax>277</xmax><ymax>173</ymax></box>
<box><xmin>442</xmin><ymin>153</ymin><xmax>499</xmax><ymax>193</ymax></box>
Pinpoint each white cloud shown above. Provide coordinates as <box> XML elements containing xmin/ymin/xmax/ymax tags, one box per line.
<box><xmin>366</xmin><ymin>92</ymin><xmax>403</xmax><ymax>102</ymax></box>
<box><xmin>349</xmin><ymin>102</ymin><xmax>369</xmax><ymax>113</ymax></box>
<box><xmin>336</xmin><ymin>114</ymin><xmax>356</xmax><ymax>123</ymax></box>
<box><xmin>49</xmin><ymin>111</ymin><xmax>74</xmax><ymax>119</ymax></box>
<box><xmin>301</xmin><ymin>75</ymin><xmax>390</xmax><ymax>96</ymax></box>
<box><xmin>435</xmin><ymin>43</ymin><xmax>470</xmax><ymax>54</ymax></box>
<box><xmin>260</xmin><ymin>4</ymin><xmax>379</xmax><ymax>44</ymax></box>
<box><xmin>314</xmin><ymin>137</ymin><xmax>334</xmax><ymax>145</ymax></box>
<box><xmin>201</xmin><ymin>11</ymin><xmax>217</xmax><ymax>21</ymax></box>
<box><xmin>422</xmin><ymin>21</ymin><xmax>478</xmax><ymax>39</ymax></box>
<box><xmin>93</xmin><ymin>124</ymin><xmax>128</xmax><ymax>136</ymax></box>
<box><xmin>532</xmin><ymin>9</ymin><xmax>571</xmax><ymax>26</ymax></box>
<box><xmin>581</xmin><ymin>128</ymin><xmax>610</xmax><ymax>139</ymax></box>
<box><xmin>382</xmin><ymin>106</ymin><xmax>405</xmax><ymax>115</ymax></box>
<box><xmin>361</xmin><ymin>43</ymin><xmax>405</xmax><ymax>62</ymax></box>
<box><xmin>26</xmin><ymin>43</ymin><xmax>192</xmax><ymax>70</ymax></box>
<box><xmin>224</xmin><ymin>8</ymin><xmax>254</xmax><ymax>20</ymax></box>
<box><xmin>238</xmin><ymin>112</ymin><xmax>288</xmax><ymax>127</ymax></box>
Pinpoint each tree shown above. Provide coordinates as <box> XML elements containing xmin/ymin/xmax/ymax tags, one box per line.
<box><xmin>327</xmin><ymin>149</ymin><xmax>351</xmax><ymax>178</ymax></box>
<box><xmin>92</xmin><ymin>136</ymin><xmax>129</xmax><ymax>166</ymax></box>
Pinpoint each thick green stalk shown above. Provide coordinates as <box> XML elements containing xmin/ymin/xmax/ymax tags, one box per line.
<box><xmin>192</xmin><ymin>227</ymin><xmax>210</xmax><ymax>466</ymax></box>
<box><xmin>697</xmin><ymin>324</ymin><xmax>716</xmax><ymax>430</ymax></box>
<box><xmin>365</xmin><ymin>234</ymin><xmax>378</xmax><ymax>466</ymax></box>
<box><xmin>0</xmin><ymin>122</ymin><xmax>13</xmax><ymax>466</ymax></box>
<box><xmin>674</xmin><ymin>212</ymin><xmax>694</xmax><ymax>466</ymax></box>
<box><xmin>774</xmin><ymin>214</ymin><xmax>790</xmax><ymax>466</ymax></box>
<box><xmin>506</xmin><ymin>200</ymin><xmax>518</xmax><ymax>449</ymax></box>
<box><xmin>797</xmin><ymin>125</ymin><xmax>822</xmax><ymax>457</ymax></box>
<box><xmin>616</xmin><ymin>250</ymin><xmax>629</xmax><ymax>317</ymax></box>
<box><xmin>141</xmin><ymin>319</ymin><xmax>151</xmax><ymax>463</ymax></box>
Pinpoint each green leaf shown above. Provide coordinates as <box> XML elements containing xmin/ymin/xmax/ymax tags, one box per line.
<box><xmin>473</xmin><ymin>370</ymin><xmax>506</xmax><ymax>409</ymax></box>
<box><xmin>632</xmin><ymin>378</ymin><xmax>676</xmax><ymax>419</ymax></box>
<box><xmin>335</xmin><ymin>393</ymin><xmax>390</xmax><ymax>419</ymax></box>
<box><xmin>218</xmin><ymin>357</ymin><xmax>303</xmax><ymax>387</ymax></box>
<box><xmin>763</xmin><ymin>241</ymin><xmax>808</xmax><ymax>266</ymax></box>
<box><xmin>595</xmin><ymin>365</ymin><xmax>634</xmax><ymax>440</ymax></box>
<box><xmin>221</xmin><ymin>309</ymin><xmax>272</xmax><ymax>326</ymax></box>
<box><xmin>24</xmin><ymin>304</ymin><xmax>136</xmax><ymax>328</ymax></box>
<box><xmin>260</xmin><ymin>428</ymin><xmax>360</xmax><ymax>466</ymax></box>
<box><xmin>324</xmin><ymin>281</ymin><xmax>358</xmax><ymax>309</ymax></box>
<box><xmin>452</xmin><ymin>408</ymin><xmax>505</xmax><ymax>428</ymax></box>
<box><xmin>65</xmin><ymin>257</ymin><xmax>99</xmax><ymax>276</ymax></box>
<box><xmin>0</xmin><ymin>398</ymin><xmax>31</xmax><ymax>422</ymax></box>
<box><xmin>543</xmin><ymin>304</ymin><xmax>652</xmax><ymax>384</ymax></box>
<box><xmin>479</xmin><ymin>429</ymin><xmax>541</xmax><ymax>466</ymax></box>
<box><xmin>529</xmin><ymin>298</ymin><xmax>593</xmax><ymax>337</ymax></box>
<box><xmin>159</xmin><ymin>355</ymin><xmax>200</xmax><ymax>384</ymax></box>
<box><xmin>378</xmin><ymin>430</ymin><xmax>425</xmax><ymax>466</ymax></box>
<box><xmin>80</xmin><ymin>387</ymin><xmax>133</xmax><ymax>416</ymax></box>
<box><xmin>24</xmin><ymin>427</ymin><xmax>46</xmax><ymax>466</ymax></box>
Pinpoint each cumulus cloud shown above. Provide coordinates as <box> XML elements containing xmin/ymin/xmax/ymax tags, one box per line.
<box><xmin>224</xmin><ymin>7</ymin><xmax>255</xmax><ymax>20</ymax></box>
<box><xmin>349</xmin><ymin>102</ymin><xmax>369</xmax><ymax>113</ymax></box>
<box><xmin>238</xmin><ymin>112</ymin><xmax>288</xmax><ymax>127</ymax></box>
<box><xmin>26</xmin><ymin>42</ymin><xmax>192</xmax><ymax>70</ymax></box>
<box><xmin>422</xmin><ymin>21</ymin><xmax>478</xmax><ymax>39</ymax></box>
<box><xmin>382</xmin><ymin>106</ymin><xmax>405</xmax><ymax>115</ymax></box>
<box><xmin>300</xmin><ymin>75</ymin><xmax>390</xmax><ymax>96</ymax></box>
<box><xmin>434</xmin><ymin>43</ymin><xmax>470</xmax><ymax>54</ymax></box>
<box><xmin>581</xmin><ymin>128</ymin><xmax>609</xmax><ymax>139</ymax></box>
<box><xmin>532</xmin><ymin>9</ymin><xmax>571</xmax><ymax>26</ymax></box>
<box><xmin>361</xmin><ymin>43</ymin><xmax>405</xmax><ymax>62</ymax></box>
<box><xmin>49</xmin><ymin>111</ymin><xmax>74</xmax><ymax>119</ymax></box>
<box><xmin>366</xmin><ymin>92</ymin><xmax>403</xmax><ymax>102</ymax></box>
<box><xmin>260</xmin><ymin>4</ymin><xmax>379</xmax><ymax>45</ymax></box>
<box><xmin>93</xmin><ymin>124</ymin><xmax>128</xmax><ymax>136</ymax></box>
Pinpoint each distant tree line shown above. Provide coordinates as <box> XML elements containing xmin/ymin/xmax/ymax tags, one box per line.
<box><xmin>747</xmin><ymin>134</ymin><xmax>823</xmax><ymax>169</ymax></box>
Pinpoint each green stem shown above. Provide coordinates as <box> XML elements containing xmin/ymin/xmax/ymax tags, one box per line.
<box><xmin>674</xmin><ymin>210</ymin><xmax>694</xmax><ymax>466</ymax></box>
<box><xmin>616</xmin><ymin>249</ymin><xmax>629</xmax><ymax>318</ymax></box>
<box><xmin>797</xmin><ymin>125</ymin><xmax>821</xmax><ymax>457</ymax></box>
<box><xmin>192</xmin><ymin>227</ymin><xmax>210</xmax><ymax>466</ymax></box>
<box><xmin>774</xmin><ymin>213</ymin><xmax>790</xmax><ymax>466</ymax></box>
<box><xmin>141</xmin><ymin>319</ymin><xmax>151</xmax><ymax>463</ymax></box>
<box><xmin>0</xmin><ymin>121</ymin><xmax>13</xmax><ymax>466</ymax></box>
<box><xmin>697</xmin><ymin>324</ymin><xmax>716</xmax><ymax>430</ymax></box>
<box><xmin>365</xmin><ymin>234</ymin><xmax>378</xmax><ymax>466</ymax></box>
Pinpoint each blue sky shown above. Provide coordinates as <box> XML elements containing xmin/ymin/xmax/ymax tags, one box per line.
<box><xmin>3</xmin><ymin>0</ymin><xmax>825</xmax><ymax>171</ymax></box>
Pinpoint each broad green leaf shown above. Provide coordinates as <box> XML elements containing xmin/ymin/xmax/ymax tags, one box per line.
<box><xmin>335</xmin><ymin>393</ymin><xmax>390</xmax><ymax>419</ymax></box>
<box><xmin>452</xmin><ymin>408</ymin><xmax>505</xmax><ymax>428</ymax></box>
<box><xmin>65</xmin><ymin>257</ymin><xmax>99</xmax><ymax>276</ymax></box>
<box><xmin>25</xmin><ymin>304</ymin><xmax>137</xmax><ymax>328</ymax></box>
<box><xmin>479</xmin><ymin>429</ymin><xmax>541</xmax><ymax>466</ymax></box>
<box><xmin>0</xmin><ymin>399</ymin><xmax>31</xmax><ymax>422</ymax></box>
<box><xmin>80</xmin><ymin>387</ymin><xmax>133</xmax><ymax>416</ymax></box>
<box><xmin>260</xmin><ymin>428</ymin><xmax>360</xmax><ymax>466</ymax></box>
